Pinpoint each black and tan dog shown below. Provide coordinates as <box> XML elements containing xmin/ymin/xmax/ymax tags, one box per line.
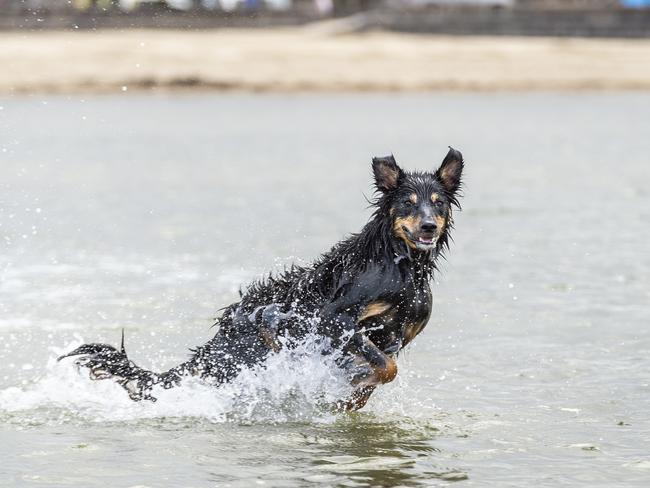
<box><xmin>60</xmin><ymin>148</ymin><xmax>464</xmax><ymax>410</ymax></box>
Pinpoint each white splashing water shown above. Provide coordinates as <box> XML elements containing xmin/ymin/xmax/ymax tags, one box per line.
<box><xmin>0</xmin><ymin>335</ymin><xmax>356</xmax><ymax>425</ymax></box>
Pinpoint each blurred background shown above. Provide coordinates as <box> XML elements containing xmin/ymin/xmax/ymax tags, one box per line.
<box><xmin>2</xmin><ymin>0</ymin><xmax>650</xmax><ymax>93</ymax></box>
<box><xmin>2</xmin><ymin>0</ymin><xmax>650</xmax><ymax>33</ymax></box>
<box><xmin>1</xmin><ymin>1</ymin><xmax>650</xmax><ymax>487</ymax></box>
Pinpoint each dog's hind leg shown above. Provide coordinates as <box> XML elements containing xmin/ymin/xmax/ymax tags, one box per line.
<box><xmin>58</xmin><ymin>331</ymin><xmax>159</xmax><ymax>401</ymax></box>
<box><xmin>60</xmin><ymin>308</ymin><xmax>281</xmax><ymax>401</ymax></box>
<box><xmin>58</xmin><ymin>330</ymin><xmax>186</xmax><ymax>401</ymax></box>
<box><xmin>247</xmin><ymin>303</ymin><xmax>293</xmax><ymax>353</ymax></box>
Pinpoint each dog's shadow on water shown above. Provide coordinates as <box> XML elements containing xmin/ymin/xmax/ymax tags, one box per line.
<box><xmin>134</xmin><ymin>411</ymin><xmax>469</xmax><ymax>487</ymax></box>
<box><xmin>274</xmin><ymin>414</ymin><xmax>469</xmax><ymax>487</ymax></box>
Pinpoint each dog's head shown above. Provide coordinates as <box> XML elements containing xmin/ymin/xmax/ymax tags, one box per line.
<box><xmin>372</xmin><ymin>148</ymin><xmax>464</xmax><ymax>253</ymax></box>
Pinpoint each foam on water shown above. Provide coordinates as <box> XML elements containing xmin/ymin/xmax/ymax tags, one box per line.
<box><xmin>0</xmin><ymin>335</ymin><xmax>355</xmax><ymax>425</ymax></box>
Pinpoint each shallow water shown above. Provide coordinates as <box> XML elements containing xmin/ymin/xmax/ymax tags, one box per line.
<box><xmin>1</xmin><ymin>93</ymin><xmax>649</xmax><ymax>487</ymax></box>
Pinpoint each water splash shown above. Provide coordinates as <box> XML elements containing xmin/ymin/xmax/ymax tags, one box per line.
<box><xmin>0</xmin><ymin>335</ymin><xmax>355</xmax><ymax>426</ymax></box>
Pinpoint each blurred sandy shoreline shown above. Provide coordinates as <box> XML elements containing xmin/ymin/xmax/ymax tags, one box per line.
<box><xmin>3</xmin><ymin>27</ymin><xmax>650</xmax><ymax>94</ymax></box>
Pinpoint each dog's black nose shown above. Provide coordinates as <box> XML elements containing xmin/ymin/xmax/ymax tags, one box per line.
<box><xmin>420</xmin><ymin>221</ymin><xmax>437</xmax><ymax>233</ymax></box>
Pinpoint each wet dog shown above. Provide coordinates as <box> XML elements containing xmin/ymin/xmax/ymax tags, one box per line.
<box><xmin>59</xmin><ymin>148</ymin><xmax>464</xmax><ymax>410</ymax></box>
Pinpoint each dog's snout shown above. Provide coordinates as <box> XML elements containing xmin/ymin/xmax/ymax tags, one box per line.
<box><xmin>420</xmin><ymin>221</ymin><xmax>437</xmax><ymax>233</ymax></box>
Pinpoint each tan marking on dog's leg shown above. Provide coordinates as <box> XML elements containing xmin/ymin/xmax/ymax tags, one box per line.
<box><xmin>259</xmin><ymin>327</ymin><xmax>281</xmax><ymax>353</ymax></box>
<box><xmin>403</xmin><ymin>321</ymin><xmax>426</xmax><ymax>346</ymax></box>
<box><xmin>374</xmin><ymin>356</ymin><xmax>398</xmax><ymax>384</ymax></box>
<box><xmin>403</xmin><ymin>324</ymin><xmax>418</xmax><ymax>345</ymax></box>
<box><xmin>351</xmin><ymin>337</ymin><xmax>399</xmax><ymax>387</ymax></box>
<box><xmin>434</xmin><ymin>215</ymin><xmax>447</xmax><ymax>231</ymax></box>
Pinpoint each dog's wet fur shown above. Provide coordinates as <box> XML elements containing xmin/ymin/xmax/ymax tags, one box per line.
<box><xmin>59</xmin><ymin>148</ymin><xmax>464</xmax><ymax>410</ymax></box>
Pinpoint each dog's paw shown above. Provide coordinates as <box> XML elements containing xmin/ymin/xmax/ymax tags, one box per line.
<box><xmin>335</xmin><ymin>385</ymin><xmax>376</xmax><ymax>412</ymax></box>
<box><xmin>58</xmin><ymin>335</ymin><xmax>157</xmax><ymax>402</ymax></box>
<box><xmin>59</xmin><ymin>343</ymin><xmax>130</xmax><ymax>377</ymax></box>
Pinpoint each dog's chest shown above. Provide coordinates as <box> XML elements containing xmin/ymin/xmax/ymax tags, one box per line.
<box><xmin>394</xmin><ymin>281</ymin><xmax>432</xmax><ymax>346</ymax></box>
<box><xmin>364</xmin><ymin>278</ymin><xmax>432</xmax><ymax>350</ymax></box>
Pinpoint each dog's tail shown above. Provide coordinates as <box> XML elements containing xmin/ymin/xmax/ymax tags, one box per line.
<box><xmin>58</xmin><ymin>330</ymin><xmax>184</xmax><ymax>402</ymax></box>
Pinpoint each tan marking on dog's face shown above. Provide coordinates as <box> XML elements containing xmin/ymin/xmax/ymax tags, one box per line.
<box><xmin>434</xmin><ymin>214</ymin><xmax>447</xmax><ymax>232</ymax></box>
<box><xmin>359</xmin><ymin>301</ymin><xmax>392</xmax><ymax>322</ymax></box>
<box><xmin>409</xmin><ymin>193</ymin><xmax>418</xmax><ymax>204</ymax></box>
<box><xmin>431</xmin><ymin>193</ymin><xmax>439</xmax><ymax>203</ymax></box>
<box><xmin>393</xmin><ymin>215</ymin><xmax>421</xmax><ymax>249</ymax></box>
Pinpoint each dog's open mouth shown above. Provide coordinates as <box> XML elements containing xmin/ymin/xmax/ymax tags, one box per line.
<box><xmin>415</xmin><ymin>236</ymin><xmax>437</xmax><ymax>250</ymax></box>
<box><xmin>402</xmin><ymin>226</ymin><xmax>438</xmax><ymax>250</ymax></box>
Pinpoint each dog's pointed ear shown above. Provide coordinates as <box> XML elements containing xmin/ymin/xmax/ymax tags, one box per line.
<box><xmin>435</xmin><ymin>147</ymin><xmax>464</xmax><ymax>195</ymax></box>
<box><xmin>372</xmin><ymin>155</ymin><xmax>404</xmax><ymax>193</ymax></box>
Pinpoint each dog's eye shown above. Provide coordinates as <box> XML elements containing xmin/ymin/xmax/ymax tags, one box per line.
<box><xmin>403</xmin><ymin>200</ymin><xmax>414</xmax><ymax>207</ymax></box>
<box><xmin>434</xmin><ymin>200</ymin><xmax>444</xmax><ymax>208</ymax></box>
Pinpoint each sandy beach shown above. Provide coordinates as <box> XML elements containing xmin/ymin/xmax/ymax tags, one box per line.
<box><xmin>2</xmin><ymin>27</ymin><xmax>650</xmax><ymax>93</ymax></box>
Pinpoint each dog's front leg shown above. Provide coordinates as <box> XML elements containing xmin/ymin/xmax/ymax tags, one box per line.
<box><xmin>322</xmin><ymin>303</ymin><xmax>398</xmax><ymax>385</ymax></box>
<box><xmin>321</xmin><ymin>302</ymin><xmax>398</xmax><ymax>410</ymax></box>
<box><xmin>347</xmin><ymin>333</ymin><xmax>398</xmax><ymax>387</ymax></box>
<box><xmin>337</xmin><ymin>334</ymin><xmax>398</xmax><ymax>411</ymax></box>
